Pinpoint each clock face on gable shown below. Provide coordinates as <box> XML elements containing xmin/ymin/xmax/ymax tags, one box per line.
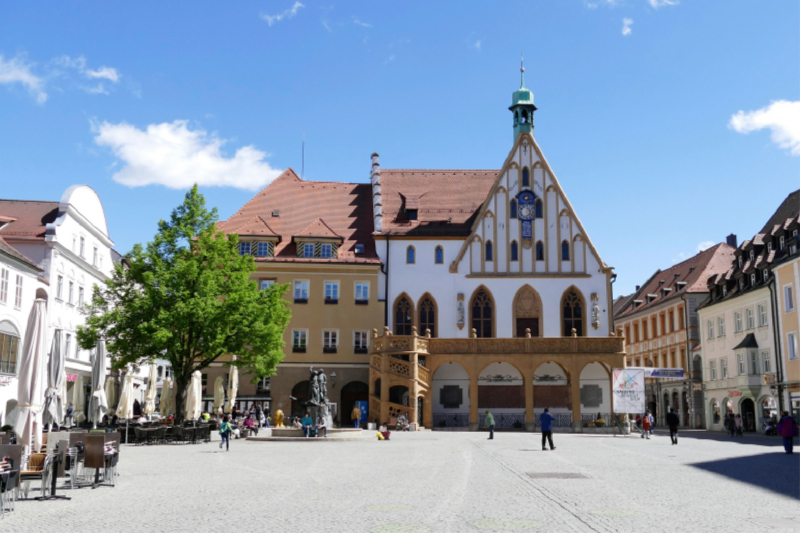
<box><xmin>517</xmin><ymin>192</ymin><xmax>536</xmax><ymax>220</ymax></box>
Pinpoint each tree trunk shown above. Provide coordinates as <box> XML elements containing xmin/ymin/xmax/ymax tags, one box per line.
<box><xmin>174</xmin><ymin>375</ymin><xmax>189</xmax><ymax>424</ymax></box>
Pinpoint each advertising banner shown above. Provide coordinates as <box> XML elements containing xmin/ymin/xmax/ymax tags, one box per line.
<box><xmin>612</xmin><ymin>368</ymin><xmax>645</xmax><ymax>414</ymax></box>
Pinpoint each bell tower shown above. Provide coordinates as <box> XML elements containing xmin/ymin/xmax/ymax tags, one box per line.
<box><xmin>509</xmin><ymin>57</ymin><xmax>537</xmax><ymax>142</ymax></box>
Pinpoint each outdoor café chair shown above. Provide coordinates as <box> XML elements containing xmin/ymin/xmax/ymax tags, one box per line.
<box><xmin>20</xmin><ymin>453</ymin><xmax>52</xmax><ymax>499</ymax></box>
<box><xmin>0</xmin><ymin>463</ymin><xmax>19</xmax><ymax>516</ymax></box>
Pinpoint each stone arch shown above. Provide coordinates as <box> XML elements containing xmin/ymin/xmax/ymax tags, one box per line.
<box><xmin>512</xmin><ymin>284</ymin><xmax>542</xmax><ymax>337</ymax></box>
<box><xmin>561</xmin><ymin>285</ymin><xmax>586</xmax><ymax>336</ymax></box>
<box><xmin>477</xmin><ymin>362</ymin><xmax>525</xmax><ymax>428</ymax></box>
<box><xmin>290</xmin><ymin>380</ymin><xmax>309</xmax><ymax>418</ymax></box>
<box><xmin>431</xmin><ymin>361</ymin><xmax>470</xmax><ymax>428</ymax></box>
<box><xmin>418</xmin><ymin>292</ymin><xmax>438</xmax><ymax>338</ymax></box>
<box><xmin>469</xmin><ymin>285</ymin><xmax>496</xmax><ymax>338</ymax></box>
<box><xmin>393</xmin><ymin>292</ymin><xmax>414</xmax><ymax>335</ymax></box>
<box><xmin>579</xmin><ymin>362</ymin><xmax>612</xmax><ymax>419</ymax></box>
<box><xmin>341</xmin><ymin>380</ymin><xmax>369</xmax><ymax>426</ymax></box>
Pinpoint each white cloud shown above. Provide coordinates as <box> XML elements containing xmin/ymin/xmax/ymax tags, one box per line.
<box><xmin>384</xmin><ymin>55</ymin><xmax>395</xmax><ymax>65</ymax></box>
<box><xmin>474</xmin><ymin>40</ymin><xmax>482</xmax><ymax>51</ymax></box>
<box><xmin>93</xmin><ymin>120</ymin><xmax>283</xmax><ymax>190</ymax></box>
<box><xmin>648</xmin><ymin>0</ymin><xmax>679</xmax><ymax>8</ymax></box>
<box><xmin>0</xmin><ymin>54</ymin><xmax>47</xmax><ymax>103</ymax></box>
<box><xmin>83</xmin><ymin>83</ymin><xmax>109</xmax><ymax>95</ymax></box>
<box><xmin>261</xmin><ymin>2</ymin><xmax>304</xmax><ymax>26</ymax></box>
<box><xmin>53</xmin><ymin>55</ymin><xmax>120</xmax><ymax>85</ymax></box>
<box><xmin>697</xmin><ymin>241</ymin><xmax>715</xmax><ymax>252</ymax></box>
<box><xmin>622</xmin><ymin>18</ymin><xmax>633</xmax><ymax>36</ymax></box>
<box><xmin>729</xmin><ymin>100</ymin><xmax>800</xmax><ymax>156</ymax></box>
<box><xmin>586</xmin><ymin>0</ymin><xmax>619</xmax><ymax>8</ymax></box>
<box><xmin>352</xmin><ymin>16</ymin><xmax>372</xmax><ymax>28</ymax></box>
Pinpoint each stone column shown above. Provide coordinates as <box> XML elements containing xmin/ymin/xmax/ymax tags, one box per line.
<box><xmin>380</xmin><ymin>354</ymin><xmax>390</xmax><ymax>424</ymax></box>
<box><xmin>423</xmin><ymin>394</ymin><xmax>433</xmax><ymax>429</ymax></box>
<box><xmin>525</xmin><ymin>371</ymin><xmax>535</xmax><ymax>432</ymax></box>
<box><xmin>469</xmin><ymin>356</ymin><xmax>479</xmax><ymax>431</ymax></box>
<box><xmin>409</xmin><ymin>352</ymin><xmax>419</xmax><ymax>430</ymax></box>
<box><xmin>570</xmin><ymin>362</ymin><xmax>582</xmax><ymax>433</ymax></box>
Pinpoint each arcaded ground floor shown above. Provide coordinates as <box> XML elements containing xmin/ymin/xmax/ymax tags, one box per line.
<box><xmin>6</xmin><ymin>430</ymin><xmax>798</xmax><ymax>532</ymax></box>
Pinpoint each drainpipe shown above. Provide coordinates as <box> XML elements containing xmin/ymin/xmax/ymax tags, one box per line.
<box><xmin>382</xmin><ymin>234</ymin><xmax>390</xmax><ymax>328</ymax></box>
<box><xmin>767</xmin><ymin>271</ymin><xmax>785</xmax><ymax>414</ymax></box>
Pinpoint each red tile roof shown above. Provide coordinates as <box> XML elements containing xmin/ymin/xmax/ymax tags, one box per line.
<box><xmin>0</xmin><ymin>200</ymin><xmax>59</xmax><ymax>241</ymax></box>
<box><xmin>379</xmin><ymin>169</ymin><xmax>499</xmax><ymax>236</ymax></box>
<box><xmin>295</xmin><ymin>218</ymin><xmax>342</xmax><ymax>240</ymax></box>
<box><xmin>218</xmin><ymin>169</ymin><xmax>379</xmax><ymax>264</ymax></box>
<box><xmin>0</xmin><ymin>235</ymin><xmax>41</xmax><ymax>271</ymax></box>
<box><xmin>615</xmin><ymin>243</ymin><xmax>735</xmax><ymax>319</ymax></box>
<box><xmin>223</xmin><ymin>215</ymin><xmax>279</xmax><ymax>238</ymax></box>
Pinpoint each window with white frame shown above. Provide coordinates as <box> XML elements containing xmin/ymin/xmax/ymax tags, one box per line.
<box><xmin>737</xmin><ymin>353</ymin><xmax>745</xmax><ymax>375</ymax></box>
<box><xmin>355</xmin><ymin>282</ymin><xmax>369</xmax><ymax>303</ymax></box>
<box><xmin>292</xmin><ymin>330</ymin><xmax>307</xmax><ymax>352</ymax></box>
<box><xmin>750</xmin><ymin>273</ymin><xmax>756</xmax><ymax>287</ymax></box>
<box><xmin>721</xmin><ymin>359</ymin><xmax>728</xmax><ymax>378</ymax></box>
<box><xmin>320</xmin><ymin>243</ymin><xmax>333</xmax><ymax>259</ymax></box>
<box><xmin>65</xmin><ymin>334</ymin><xmax>72</xmax><ymax>359</ymax></box>
<box><xmin>709</xmin><ymin>360</ymin><xmax>717</xmax><ymax>380</ymax></box>
<box><xmin>707</xmin><ymin>320</ymin><xmax>714</xmax><ymax>340</ymax></box>
<box><xmin>738</xmin><ymin>257</ymin><xmax>742</xmax><ymax>269</ymax></box>
<box><xmin>749</xmin><ymin>250</ymin><xmax>754</xmax><ymax>261</ymax></box>
<box><xmin>93</xmin><ymin>247</ymin><xmax>98</xmax><ymax>267</ymax></box>
<box><xmin>734</xmin><ymin>312</ymin><xmax>742</xmax><ymax>332</ymax></box>
<box><xmin>780</xmin><ymin>235</ymin><xmax>785</xmax><ymax>250</ymax></box>
<box><xmin>763</xmin><ymin>269</ymin><xmax>768</xmax><ymax>282</ymax></box>
<box><xmin>79</xmin><ymin>237</ymin><xmax>85</xmax><ymax>258</ymax></box>
<box><xmin>322</xmin><ymin>330</ymin><xmax>338</xmax><ymax>352</ymax></box>
<box><xmin>749</xmin><ymin>351</ymin><xmax>758</xmax><ymax>374</ymax></box>
<box><xmin>354</xmin><ymin>330</ymin><xmax>368</xmax><ymax>353</ymax></box>
<box><xmin>757</xmin><ymin>304</ymin><xmax>767</xmax><ymax>327</ymax></box>
<box><xmin>293</xmin><ymin>280</ymin><xmax>309</xmax><ymax>302</ymax></box>
<box><xmin>785</xmin><ymin>285</ymin><xmax>795</xmax><ymax>312</ymax></box>
<box><xmin>72</xmin><ymin>236</ymin><xmax>77</xmax><ymax>253</ymax></box>
<box><xmin>0</xmin><ymin>268</ymin><xmax>7</xmax><ymax>304</ymax></box>
<box><xmin>768</xmin><ymin>242</ymin><xmax>773</xmax><ymax>252</ymax></box>
<box><xmin>762</xmin><ymin>351</ymin><xmax>771</xmax><ymax>373</ymax></box>
<box><xmin>68</xmin><ymin>281</ymin><xmax>74</xmax><ymax>305</ymax></box>
<box><xmin>57</xmin><ymin>275</ymin><xmax>63</xmax><ymax>300</ymax></box>
<box><xmin>78</xmin><ymin>287</ymin><xmax>85</xmax><ymax>306</ymax></box>
<box><xmin>788</xmin><ymin>332</ymin><xmax>798</xmax><ymax>360</ymax></box>
<box><xmin>13</xmin><ymin>275</ymin><xmax>22</xmax><ymax>309</ymax></box>
<box><xmin>324</xmin><ymin>281</ymin><xmax>339</xmax><ymax>303</ymax></box>
<box><xmin>259</xmin><ymin>279</ymin><xmax>275</xmax><ymax>291</ymax></box>
<box><xmin>745</xmin><ymin>308</ymin><xmax>754</xmax><ymax>329</ymax></box>
<box><xmin>717</xmin><ymin>317</ymin><xmax>725</xmax><ymax>336</ymax></box>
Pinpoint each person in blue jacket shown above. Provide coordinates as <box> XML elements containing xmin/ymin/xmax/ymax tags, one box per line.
<box><xmin>541</xmin><ymin>408</ymin><xmax>556</xmax><ymax>451</ymax></box>
<box><xmin>302</xmin><ymin>412</ymin><xmax>314</xmax><ymax>437</ymax></box>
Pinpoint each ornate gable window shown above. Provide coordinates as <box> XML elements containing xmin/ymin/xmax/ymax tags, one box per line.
<box><xmin>406</xmin><ymin>246</ymin><xmax>415</xmax><ymax>264</ymax></box>
<box><xmin>435</xmin><ymin>246</ymin><xmax>444</xmax><ymax>264</ymax></box>
<box><xmin>536</xmin><ymin>241</ymin><xmax>544</xmax><ymax>261</ymax></box>
<box><xmin>514</xmin><ymin>285</ymin><xmax>541</xmax><ymax>337</ymax></box>
<box><xmin>522</xmin><ymin>167</ymin><xmax>530</xmax><ymax>188</ymax></box>
<box><xmin>470</xmin><ymin>288</ymin><xmax>493</xmax><ymax>338</ymax></box>
<box><xmin>394</xmin><ymin>295</ymin><xmax>413</xmax><ymax>335</ymax></box>
<box><xmin>485</xmin><ymin>241</ymin><xmax>493</xmax><ymax>262</ymax></box>
<box><xmin>510</xmin><ymin>241</ymin><xmax>519</xmax><ymax>261</ymax></box>
<box><xmin>561</xmin><ymin>240</ymin><xmax>570</xmax><ymax>261</ymax></box>
<box><xmin>562</xmin><ymin>289</ymin><xmax>584</xmax><ymax>336</ymax></box>
<box><xmin>534</xmin><ymin>198</ymin><xmax>543</xmax><ymax>218</ymax></box>
<box><xmin>510</xmin><ymin>199</ymin><xmax>518</xmax><ymax>219</ymax></box>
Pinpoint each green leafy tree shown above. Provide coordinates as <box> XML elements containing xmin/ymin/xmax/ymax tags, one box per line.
<box><xmin>78</xmin><ymin>185</ymin><xmax>291</xmax><ymax>422</ymax></box>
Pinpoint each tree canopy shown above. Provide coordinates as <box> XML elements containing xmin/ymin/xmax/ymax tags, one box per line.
<box><xmin>78</xmin><ymin>185</ymin><xmax>291</xmax><ymax>421</ymax></box>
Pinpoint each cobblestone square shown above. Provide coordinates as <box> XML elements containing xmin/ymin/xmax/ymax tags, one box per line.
<box><xmin>5</xmin><ymin>430</ymin><xmax>799</xmax><ymax>533</ymax></box>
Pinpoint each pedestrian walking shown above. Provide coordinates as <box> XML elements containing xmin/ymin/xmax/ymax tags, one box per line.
<box><xmin>666</xmin><ymin>407</ymin><xmax>680</xmax><ymax>445</ymax></box>
<box><xmin>65</xmin><ymin>402</ymin><xmax>74</xmax><ymax>428</ymax></box>
<box><xmin>777</xmin><ymin>411</ymin><xmax>799</xmax><ymax>454</ymax></box>
<box><xmin>219</xmin><ymin>415</ymin><xmax>233</xmax><ymax>451</ymax></box>
<box><xmin>351</xmin><ymin>404</ymin><xmax>362</xmax><ymax>429</ymax></box>
<box><xmin>726</xmin><ymin>413</ymin><xmax>736</xmax><ymax>437</ymax></box>
<box><xmin>484</xmin><ymin>410</ymin><xmax>495</xmax><ymax>440</ymax></box>
<box><xmin>734</xmin><ymin>414</ymin><xmax>744</xmax><ymax>437</ymax></box>
<box><xmin>255</xmin><ymin>403</ymin><xmax>264</xmax><ymax>427</ymax></box>
<box><xmin>641</xmin><ymin>411</ymin><xmax>651</xmax><ymax>439</ymax></box>
<box><xmin>540</xmin><ymin>407</ymin><xmax>556</xmax><ymax>450</ymax></box>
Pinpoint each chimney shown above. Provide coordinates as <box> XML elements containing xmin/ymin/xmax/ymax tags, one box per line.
<box><xmin>370</xmin><ymin>153</ymin><xmax>382</xmax><ymax>232</ymax></box>
<box><xmin>726</xmin><ymin>234</ymin><xmax>737</xmax><ymax>248</ymax></box>
<box><xmin>635</xmin><ymin>285</ymin><xmax>640</xmax><ymax>291</ymax></box>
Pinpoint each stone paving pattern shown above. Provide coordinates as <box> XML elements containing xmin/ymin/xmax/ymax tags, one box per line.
<box><xmin>5</xmin><ymin>429</ymin><xmax>799</xmax><ymax>532</ymax></box>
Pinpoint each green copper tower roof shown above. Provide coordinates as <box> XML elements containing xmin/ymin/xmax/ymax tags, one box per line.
<box><xmin>509</xmin><ymin>57</ymin><xmax>537</xmax><ymax>141</ymax></box>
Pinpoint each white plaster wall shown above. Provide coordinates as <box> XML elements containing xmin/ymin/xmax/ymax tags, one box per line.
<box><xmin>579</xmin><ymin>362</ymin><xmax>611</xmax><ymax>414</ymax></box>
<box><xmin>431</xmin><ymin>362</ymin><xmax>470</xmax><ymax>416</ymax></box>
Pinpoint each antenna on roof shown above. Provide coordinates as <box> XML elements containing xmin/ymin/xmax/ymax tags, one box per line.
<box><xmin>301</xmin><ymin>132</ymin><xmax>305</xmax><ymax>179</ymax></box>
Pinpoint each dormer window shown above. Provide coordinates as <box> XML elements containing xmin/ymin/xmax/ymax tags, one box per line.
<box><xmin>750</xmin><ymin>273</ymin><xmax>756</xmax><ymax>286</ymax></box>
<box><xmin>676</xmin><ymin>281</ymin><xmax>687</xmax><ymax>290</ymax></box>
<box><xmin>355</xmin><ymin>244</ymin><xmax>365</xmax><ymax>255</ymax></box>
<box><xmin>320</xmin><ymin>243</ymin><xmax>333</xmax><ymax>259</ymax></box>
<box><xmin>723</xmin><ymin>286</ymin><xmax>727</xmax><ymax>296</ymax></box>
<box><xmin>633</xmin><ymin>299</ymin><xmax>643</xmax><ymax>308</ymax></box>
<box><xmin>739</xmin><ymin>279</ymin><xmax>744</xmax><ymax>290</ymax></box>
<box><xmin>303</xmin><ymin>243</ymin><xmax>314</xmax><ymax>257</ymax></box>
<box><xmin>780</xmin><ymin>236</ymin><xmax>785</xmax><ymax>250</ymax></box>
<box><xmin>239</xmin><ymin>242</ymin><xmax>251</xmax><ymax>256</ymax></box>
<box><xmin>646</xmin><ymin>294</ymin><xmax>657</xmax><ymax>303</ymax></box>
<box><xmin>662</xmin><ymin>288</ymin><xmax>672</xmax><ymax>298</ymax></box>
<box><xmin>767</xmin><ymin>242</ymin><xmax>772</xmax><ymax>252</ymax></box>
<box><xmin>256</xmin><ymin>241</ymin><xmax>274</xmax><ymax>257</ymax></box>
<box><xmin>406</xmin><ymin>209</ymin><xmax>418</xmax><ymax>221</ymax></box>
<box><xmin>763</xmin><ymin>269</ymin><xmax>768</xmax><ymax>282</ymax></box>
<box><xmin>749</xmin><ymin>250</ymin><xmax>754</xmax><ymax>261</ymax></box>
<box><xmin>738</xmin><ymin>257</ymin><xmax>743</xmax><ymax>269</ymax></box>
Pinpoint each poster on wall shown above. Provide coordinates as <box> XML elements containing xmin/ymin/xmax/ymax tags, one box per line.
<box><xmin>612</xmin><ymin>369</ymin><xmax>645</xmax><ymax>414</ymax></box>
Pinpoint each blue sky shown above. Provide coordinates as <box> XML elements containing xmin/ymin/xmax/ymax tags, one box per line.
<box><xmin>0</xmin><ymin>1</ymin><xmax>797</xmax><ymax>296</ymax></box>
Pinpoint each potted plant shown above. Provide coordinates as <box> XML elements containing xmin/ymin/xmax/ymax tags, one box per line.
<box><xmin>594</xmin><ymin>413</ymin><xmax>606</xmax><ymax>428</ymax></box>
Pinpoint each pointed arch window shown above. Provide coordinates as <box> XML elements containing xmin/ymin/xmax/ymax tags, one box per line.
<box><xmin>471</xmin><ymin>289</ymin><xmax>493</xmax><ymax>338</ymax></box>
<box><xmin>406</xmin><ymin>246</ymin><xmax>415</xmax><ymax>264</ymax></box>
<box><xmin>534</xmin><ymin>198</ymin><xmax>543</xmax><ymax>218</ymax></box>
<box><xmin>535</xmin><ymin>241</ymin><xmax>544</xmax><ymax>261</ymax></box>
<box><xmin>485</xmin><ymin>241</ymin><xmax>493</xmax><ymax>261</ymax></box>
<box><xmin>434</xmin><ymin>246</ymin><xmax>443</xmax><ymax>264</ymax></box>
<box><xmin>561</xmin><ymin>240</ymin><xmax>570</xmax><ymax>261</ymax></box>
<box><xmin>562</xmin><ymin>289</ymin><xmax>584</xmax><ymax>336</ymax></box>
<box><xmin>510</xmin><ymin>199</ymin><xmax>518</xmax><ymax>219</ymax></box>
<box><xmin>394</xmin><ymin>296</ymin><xmax>413</xmax><ymax>335</ymax></box>
<box><xmin>522</xmin><ymin>168</ymin><xmax>530</xmax><ymax>188</ymax></box>
<box><xmin>510</xmin><ymin>241</ymin><xmax>519</xmax><ymax>261</ymax></box>
<box><xmin>419</xmin><ymin>296</ymin><xmax>436</xmax><ymax>337</ymax></box>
